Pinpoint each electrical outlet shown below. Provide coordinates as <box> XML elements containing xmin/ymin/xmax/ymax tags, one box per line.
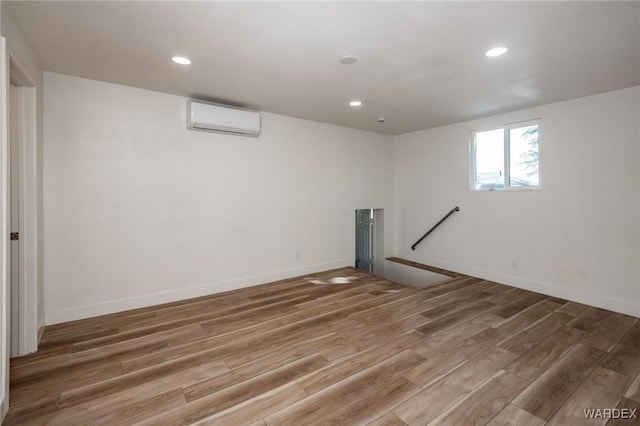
<box><xmin>511</xmin><ymin>258</ymin><xmax>519</xmax><ymax>269</ymax></box>
<box><xmin>295</xmin><ymin>251</ymin><xmax>301</xmax><ymax>261</ymax></box>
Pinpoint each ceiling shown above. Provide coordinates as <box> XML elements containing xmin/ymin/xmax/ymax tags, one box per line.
<box><xmin>5</xmin><ymin>1</ymin><xmax>640</xmax><ymax>135</ymax></box>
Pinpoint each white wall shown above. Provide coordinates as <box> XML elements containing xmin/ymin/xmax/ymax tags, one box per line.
<box><xmin>41</xmin><ymin>74</ymin><xmax>640</xmax><ymax>322</ymax></box>
<box><xmin>395</xmin><ymin>86</ymin><xmax>640</xmax><ymax>316</ymax></box>
<box><xmin>43</xmin><ymin>72</ymin><xmax>395</xmax><ymax>324</ymax></box>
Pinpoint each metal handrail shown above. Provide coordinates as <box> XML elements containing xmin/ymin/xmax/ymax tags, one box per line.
<box><xmin>411</xmin><ymin>206</ymin><xmax>460</xmax><ymax>251</ymax></box>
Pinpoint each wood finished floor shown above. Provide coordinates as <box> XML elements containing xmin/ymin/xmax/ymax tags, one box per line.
<box><xmin>5</xmin><ymin>266</ymin><xmax>640</xmax><ymax>425</ymax></box>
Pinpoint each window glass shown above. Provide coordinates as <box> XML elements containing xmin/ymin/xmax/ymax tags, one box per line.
<box><xmin>509</xmin><ymin>124</ymin><xmax>539</xmax><ymax>187</ymax></box>
<box><xmin>474</xmin><ymin>129</ymin><xmax>504</xmax><ymax>191</ymax></box>
<box><xmin>471</xmin><ymin>120</ymin><xmax>540</xmax><ymax>191</ymax></box>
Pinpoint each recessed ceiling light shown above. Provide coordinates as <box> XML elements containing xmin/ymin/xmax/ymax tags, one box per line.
<box><xmin>172</xmin><ymin>56</ymin><xmax>192</xmax><ymax>65</ymax></box>
<box><xmin>339</xmin><ymin>55</ymin><xmax>358</xmax><ymax>65</ymax></box>
<box><xmin>349</xmin><ymin>100</ymin><xmax>363</xmax><ymax>107</ymax></box>
<box><xmin>485</xmin><ymin>47</ymin><xmax>508</xmax><ymax>57</ymax></box>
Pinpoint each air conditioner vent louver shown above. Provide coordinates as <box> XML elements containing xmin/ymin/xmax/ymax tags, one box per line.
<box><xmin>187</xmin><ymin>100</ymin><xmax>260</xmax><ymax>137</ymax></box>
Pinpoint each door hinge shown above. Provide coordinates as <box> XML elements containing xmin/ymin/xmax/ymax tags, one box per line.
<box><xmin>10</xmin><ymin>232</ymin><xmax>19</xmax><ymax>241</ymax></box>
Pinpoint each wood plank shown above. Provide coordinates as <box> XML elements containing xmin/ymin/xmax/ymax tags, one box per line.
<box><xmin>196</xmin><ymin>292</ymin><xmax>354</xmax><ymax>345</ymax></box>
<box><xmin>319</xmin><ymin>319</ymin><xmax>428</xmax><ymax>363</ymax></box>
<box><xmin>7</xmin><ymin>266</ymin><xmax>636</xmax><ymax>425</ymax></box>
<box><xmin>190</xmin><ymin>383</ymin><xmax>308</xmax><ymax>426</ymax></box>
<box><xmin>30</xmin><ymin>360</ymin><xmax>227</xmax><ymax>425</ymax></box>
<box><xmin>479</xmin><ymin>282</ymin><xmax>515</xmax><ymax>295</ymax></box>
<box><xmin>625</xmin><ymin>371</ymin><xmax>640</xmax><ymax>403</ymax></box>
<box><xmin>339</xmin><ymin>314</ymin><xmax>429</xmax><ymax>345</ymax></box>
<box><xmin>310</xmin><ymin>376</ymin><xmax>420</xmax><ymax>425</ymax></box>
<box><xmin>9</xmin><ymin>345</ymin><xmax>73</xmax><ymax>368</ymax></box>
<box><xmin>298</xmin><ymin>333</ymin><xmax>424</xmax><ymax>395</ymax></box>
<box><xmin>9</xmin><ymin>359</ymin><xmax>123</xmax><ymax>408</ymax></box>
<box><xmin>69</xmin><ymin>323</ymin><xmax>205</xmax><ymax>353</ymax></box>
<box><xmin>415</xmin><ymin>280</ymin><xmax>490</xmax><ymax>308</ymax></box>
<box><xmin>293</xmin><ymin>289</ymin><xmax>375</xmax><ymax>311</ymax></box>
<box><xmin>486</xmin><ymin>404</ymin><xmax>545</xmax><ymax>426</ymax></box>
<box><xmin>121</xmin><ymin>334</ymin><xmax>256</xmax><ymax>374</ymax></box>
<box><xmin>392</xmin><ymin>347</ymin><xmax>517</xmax><ymax>425</ymax></box>
<box><xmin>264</xmin><ymin>350</ymin><xmax>425</xmax><ymax>425</ymax></box>
<box><xmin>58</xmin><ymin>357</ymin><xmax>228</xmax><ymax>408</ymax></box>
<box><xmin>505</xmin><ymin>326</ymin><xmax>586</xmax><ymax>382</ymax></box>
<box><xmin>567</xmin><ymin>307</ymin><xmax>613</xmax><ymax>332</ymax></box>
<box><xmin>600</xmin><ymin>322</ymin><xmax>640</xmax><ymax>378</ymax></box>
<box><xmin>422</xmin><ymin>277</ymin><xmax>482</xmax><ymax>296</ymax></box>
<box><xmin>80</xmin><ymin>388</ymin><xmax>186</xmax><ymax>425</ymax></box>
<box><xmin>582</xmin><ymin>313</ymin><xmax>637</xmax><ymax>352</ymax></box>
<box><xmin>125</xmin><ymin>294</ymin><xmax>362</xmax><ymax>373</ymax></box>
<box><xmin>415</xmin><ymin>300</ymin><xmax>497</xmax><ymax>338</ymax></box>
<box><xmin>71</xmin><ymin>295</ymin><xmax>312</xmax><ymax>352</ymax></box>
<box><xmin>339</xmin><ymin>297</ymin><xmax>436</xmax><ymax>338</ymax></box>
<box><xmin>183</xmin><ymin>333</ymin><xmax>343</xmax><ymax>402</ymax></box>
<box><xmin>140</xmin><ymin>354</ymin><xmax>330</xmax><ymax>425</ymax></box>
<box><xmin>547</xmin><ymin>366</ymin><xmax>631</xmax><ymax>426</ymax></box>
<box><xmin>512</xmin><ymin>343</ymin><xmax>605</xmax><ymax>420</ymax></box>
<box><xmin>193</xmin><ymin>296</ymin><xmax>312</xmax><ymax>335</ymax></box>
<box><xmin>115</xmin><ymin>292</ymin><xmax>309</xmax><ymax>333</ymax></box>
<box><xmin>472</xmin><ymin>313</ymin><xmax>506</xmax><ymax>327</ymax></box>
<box><xmin>39</xmin><ymin>324</ymin><xmax>119</xmax><ymax>351</ymax></box>
<box><xmin>419</xmin><ymin>288</ymin><xmax>494</xmax><ymax>320</ymax></box>
<box><xmin>406</xmin><ymin>327</ymin><xmax>502</xmax><ymax>387</ymax></box>
<box><xmin>484</xmin><ymin>288</ymin><xmax>529</xmax><ymax>306</ymax></box>
<box><xmin>411</xmin><ymin>321</ymin><xmax>488</xmax><ymax>356</ymax></box>
<box><xmin>556</xmin><ymin>301</ymin><xmax>590</xmax><ymax>317</ymax></box>
<box><xmin>606</xmin><ymin>397</ymin><xmax>640</xmax><ymax>426</ymax></box>
<box><xmin>367</xmin><ymin>412</ymin><xmax>408</xmax><ymax>426</ymax></box>
<box><xmin>498</xmin><ymin>312</ymin><xmax>572</xmax><ymax>355</ymax></box>
<box><xmin>430</xmin><ymin>370</ymin><xmax>529</xmax><ymax>426</ymax></box>
<box><xmin>1</xmin><ymin>394</ymin><xmax>60</xmax><ymax>425</ymax></box>
<box><xmin>493</xmin><ymin>299</ymin><xmax>563</xmax><ymax>338</ymax></box>
<box><xmin>491</xmin><ymin>293</ymin><xmax>549</xmax><ymax>319</ymax></box>
<box><xmin>11</xmin><ymin>338</ymin><xmax>169</xmax><ymax>383</ymax></box>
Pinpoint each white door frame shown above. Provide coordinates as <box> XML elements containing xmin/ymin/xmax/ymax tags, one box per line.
<box><xmin>1</xmin><ymin>35</ymin><xmax>11</xmax><ymax>422</ymax></box>
<box><xmin>372</xmin><ymin>209</ymin><xmax>385</xmax><ymax>276</ymax></box>
<box><xmin>8</xmin><ymin>52</ymin><xmax>39</xmax><ymax>356</ymax></box>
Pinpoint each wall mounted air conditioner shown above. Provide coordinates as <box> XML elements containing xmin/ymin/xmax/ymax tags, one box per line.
<box><xmin>187</xmin><ymin>100</ymin><xmax>261</xmax><ymax>137</ymax></box>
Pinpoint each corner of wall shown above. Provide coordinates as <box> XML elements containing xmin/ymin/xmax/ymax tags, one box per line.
<box><xmin>392</xmin><ymin>87</ymin><xmax>640</xmax><ymax>318</ymax></box>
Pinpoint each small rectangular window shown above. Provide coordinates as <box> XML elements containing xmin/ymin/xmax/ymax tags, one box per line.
<box><xmin>470</xmin><ymin>120</ymin><xmax>540</xmax><ymax>191</ymax></box>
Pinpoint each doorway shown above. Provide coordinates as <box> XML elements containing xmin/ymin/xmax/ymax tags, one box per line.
<box><xmin>355</xmin><ymin>209</ymin><xmax>384</xmax><ymax>275</ymax></box>
<box><xmin>8</xmin><ymin>55</ymin><xmax>38</xmax><ymax>357</ymax></box>
<box><xmin>1</xmin><ymin>36</ymin><xmax>8</xmax><ymax>421</ymax></box>
<box><xmin>9</xmin><ymin>83</ymin><xmax>19</xmax><ymax>357</ymax></box>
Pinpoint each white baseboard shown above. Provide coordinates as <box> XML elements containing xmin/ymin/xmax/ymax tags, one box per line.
<box><xmin>18</xmin><ymin>315</ymin><xmax>43</xmax><ymax>356</ymax></box>
<box><xmin>1</xmin><ymin>396</ymin><xmax>7</xmax><ymax>425</ymax></box>
<box><xmin>399</xmin><ymin>252</ymin><xmax>640</xmax><ymax>318</ymax></box>
<box><xmin>37</xmin><ymin>315</ymin><xmax>45</xmax><ymax>342</ymax></box>
<box><xmin>45</xmin><ymin>259</ymin><xmax>350</xmax><ymax>325</ymax></box>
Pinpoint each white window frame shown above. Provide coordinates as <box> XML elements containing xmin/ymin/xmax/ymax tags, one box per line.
<box><xmin>470</xmin><ymin>119</ymin><xmax>541</xmax><ymax>191</ymax></box>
